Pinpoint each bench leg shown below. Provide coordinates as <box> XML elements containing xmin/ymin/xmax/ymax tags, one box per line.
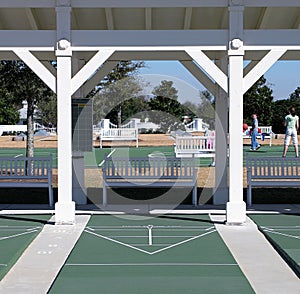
<box><xmin>103</xmin><ymin>184</ymin><xmax>107</xmax><ymax>206</ymax></box>
<box><xmin>247</xmin><ymin>185</ymin><xmax>252</xmax><ymax>206</ymax></box>
<box><xmin>49</xmin><ymin>186</ymin><xmax>54</xmax><ymax>207</ymax></box>
<box><xmin>192</xmin><ymin>186</ymin><xmax>197</xmax><ymax>206</ymax></box>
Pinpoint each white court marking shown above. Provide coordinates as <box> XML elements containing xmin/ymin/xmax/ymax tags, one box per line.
<box><xmin>263</xmin><ymin>228</ymin><xmax>300</xmax><ymax>240</ymax></box>
<box><xmin>0</xmin><ymin>229</ymin><xmax>38</xmax><ymax>241</ymax></box>
<box><xmin>66</xmin><ymin>263</ymin><xmax>238</xmax><ymax>266</ymax></box>
<box><xmin>98</xmin><ymin>148</ymin><xmax>116</xmax><ymax>167</ymax></box>
<box><xmin>84</xmin><ymin>226</ymin><xmax>217</xmax><ymax>255</ymax></box>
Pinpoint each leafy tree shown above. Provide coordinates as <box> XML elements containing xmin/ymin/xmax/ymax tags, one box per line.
<box><xmin>271</xmin><ymin>99</ymin><xmax>290</xmax><ymax>133</ymax></box>
<box><xmin>107</xmin><ymin>96</ymin><xmax>150</xmax><ymax>125</ymax></box>
<box><xmin>197</xmin><ymin>91</ymin><xmax>215</xmax><ymax>129</ymax></box>
<box><xmin>36</xmin><ymin>95</ymin><xmax>57</xmax><ymax>128</ymax></box>
<box><xmin>148</xmin><ymin>96</ymin><xmax>189</xmax><ymax>133</ymax></box>
<box><xmin>0</xmin><ymin>88</ymin><xmax>19</xmax><ymax>124</ymax></box>
<box><xmin>152</xmin><ymin>80</ymin><xmax>179</xmax><ymax>100</ymax></box>
<box><xmin>243</xmin><ymin>76</ymin><xmax>274</xmax><ymax>126</ymax></box>
<box><xmin>271</xmin><ymin>86</ymin><xmax>300</xmax><ymax>134</ymax></box>
<box><xmin>88</xmin><ymin>61</ymin><xmax>145</xmax><ymax>97</ymax></box>
<box><xmin>93</xmin><ymin>76</ymin><xmax>144</xmax><ymax>125</ymax></box>
<box><xmin>0</xmin><ymin>61</ymin><xmax>53</xmax><ymax>157</ymax></box>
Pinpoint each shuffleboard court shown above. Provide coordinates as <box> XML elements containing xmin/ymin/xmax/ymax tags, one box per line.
<box><xmin>250</xmin><ymin>214</ymin><xmax>300</xmax><ymax>277</ymax></box>
<box><xmin>0</xmin><ymin>214</ymin><xmax>52</xmax><ymax>280</ymax></box>
<box><xmin>49</xmin><ymin>214</ymin><xmax>254</xmax><ymax>293</ymax></box>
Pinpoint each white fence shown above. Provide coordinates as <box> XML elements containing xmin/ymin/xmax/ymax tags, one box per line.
<box><xmin>100</xmin><ymin>128</ymin><xmax>139</xmax><ymax>148</ymax></box>
<box><xmin>243</xmin><ymin>126</ymin><xmax>273</xmax><ymax>146</ymax></box>
<box><xmin>185</xmin><ymin>118</ymin><xmax>209</xmax><ymax>133</ymax></box>
<box><xmin>174</xmin><ymin>135</ymin><xmax>215</xmax><ymax>159</ymax></box>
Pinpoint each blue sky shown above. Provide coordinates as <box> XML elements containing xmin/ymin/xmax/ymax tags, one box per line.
<box><xmin>138</xmin><ymin>60</ymin><xmax>300</xmax><ymax>103</ymax></box>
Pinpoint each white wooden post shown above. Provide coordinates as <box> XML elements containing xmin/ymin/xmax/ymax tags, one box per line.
<box><xmin>55</xmin><ymin>3</ymin><xmax>75</xmax><ymax>224</ymax></box>
<box><xmin>72</xmin><ymin>58</ymin><xmax>87</xmax><ymax>205</ymax></box>
<box><xmin>226</xmin><ymin>4</ymin><xmax>246</xmax><ymax>224</ymax></box>
<box><xmin>214</xmin><ymin>56</ymin><xmax>229</xmax><ymax>205</ymax></box>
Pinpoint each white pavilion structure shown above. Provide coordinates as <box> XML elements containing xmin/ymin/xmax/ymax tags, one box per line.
<box><xmin>0</xmin><ymin>0</ymin><xmax>300</xmax><ymax>224</ymax></box>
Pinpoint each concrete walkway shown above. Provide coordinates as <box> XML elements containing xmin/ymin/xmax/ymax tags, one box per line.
<box><xmin>0</xmin><ymin>215</ymin><xmax>90</xmax><ymax>294</ymax></box>
<box><xmin>210</xmin><ymin>214</ymin><xmax>300</xmax><ymax>294</ymax></box>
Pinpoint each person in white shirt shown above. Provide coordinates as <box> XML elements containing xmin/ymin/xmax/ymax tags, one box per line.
<box><xmin>282</xmin><ymin>106</ymin><xmax>299</xmax><ymax>157</ymax></box>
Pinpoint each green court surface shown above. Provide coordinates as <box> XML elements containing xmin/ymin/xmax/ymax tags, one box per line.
<box><xmin>49</xmin><ymin>214</ymin><xmax>254</xmax><ymax>293</ymax></box>
<box><xmin>250</xmin><ymin>214</ymin><xmax>300</xmax><ymax>277</ymax></box>
<box><xmin>0</xmin><ymin>145</ymin><xmax>292</xmax><ymax>169</ymax></box>
<box><xmin>0</xmin><ymin>214</ymin><xmax>52</xmax><ymax>280</ymax></box>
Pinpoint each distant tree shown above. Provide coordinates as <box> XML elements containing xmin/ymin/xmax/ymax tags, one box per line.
<box><xmin>271</xmin><ymin>86</ymin><xmax>300</xmax><ymax>134</ymax></box>
<box><xmin>0</xmin><ymin>88</ymin><xmax>19</xmax><ymax>124</ymax></box>
<box><xmin>88</xmin><ymin>61</ymin><xmax>145</xmax><ymax>97</ymax></box>
<box><xmin>197</xmin><ymin>91</ymin><xmax>215</xmax><ymax>129</ymax></box>
<box><xmin>37</xmin><ymin>95</ymin><xmax>57</xmax><ymax>128</ymax></box>
<box><xmin>243</xmin><ymin>76</ymin><xmax>274</xmax><ymax>126</ymax></box>
<box><xmin>152</xmin><ymin>80</ymin><xmax>179</xmax><ymax>101</ymax></box>
<box><xmin>148</xmin><ymin>96</ymin><xmax>189</xmax><ymax>133</ymax></box>
<box><xmin>106</xmin><ymin>96</ymin><xmax>150</xmax><ymax>125</ymax></box>
<box><xmin>271</xmin><ymin>99</ymin><xmax>290</xmax><ymax>133</ymax></box>
<box><xmin>93</xmin><ymin>76</ymin><xmax>144</xmax><ymax>125</ymax></box>
<box><xmin>0</xmin><ymin>61</ymin><xmax>53</xmax><ymax>157</ymax></box>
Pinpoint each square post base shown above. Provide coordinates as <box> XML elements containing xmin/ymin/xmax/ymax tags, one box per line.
<box><xmin>226</xmin><ymin>201</ymin><xmax>246</xmax><ymax>225</ymax></box>
<box><xmin>55</xmin><ymin>201</ymin><xmax>76</xmax><ymax>225</ymax></box>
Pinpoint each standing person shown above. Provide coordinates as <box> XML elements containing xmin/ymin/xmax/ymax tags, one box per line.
<box><xmin>250</xmin><ymin>114</ymin><xmax>261</xmax><ymax>151</ymax></box>
<box><xmin>282</xmin><ymin>107</ymin><xmax>299</xmax><ymax>157</ymax></box>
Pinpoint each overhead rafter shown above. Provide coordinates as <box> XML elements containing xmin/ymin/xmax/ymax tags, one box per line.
<box><xmin>183</xmin><ymin>7</ymin><xmax>192</xmax><ymax>30</ymax></box>
<box><xmin>256</xmin><ymin>7</ymin><xmax>272</xmax><ymax>29</ymax></box>
<box><xmin>105</xmin><ymin>8</ymin><xmax>114</xmax><ymax>30</ymax></box>
<box><xmin>25</xmin><ymin>8</ymin><xmax>39</xmax><ymax>30</ymax></box>
<box><xmin>145</xmin><ymin>8</ymin><xmax>152</xmax><ymax>30</ymax></box>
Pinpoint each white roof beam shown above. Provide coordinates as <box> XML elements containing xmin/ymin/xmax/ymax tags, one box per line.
<box><xmin>185</xmin><ymin>49</ymin><xmax>227</xmax><ymax>92</ymax></box>
<box><xmin>71</xmin><ymin>49</ymin><xmax>114</xmax><ymax>95</ymax></box>
<box><xmin>13</xmin><ymin>49</ymin><xmax>56</xmax><ymax>93</ymax></box>
<box><xmin>82</xmin><ymin>61</ymin><xmax>117</xmax><ymax>97</ymax></box>
<box><xmin>243</xmin><ymin>49</ymin><xmax>287</xmax><ymax>94</ymax></box>
<box><xmin>244</xmin><ymin>30</ymin><xmax>300</xmax><ymax>47</ymax></box>
<box><xmin>72</xmin><ymin>30</ymin><xmax>227</xmax><ymax>47</ymax></box>
<box><xmin>145</xmin><ymin>8</ymin><xmax>152</xmax><ymax>30</ymax></box>
<box><xmin>105</xmin><ymin>8</ymin><xmax>114</xmax><ymax>30</ymax></box>
<box><xmin>0</xmin><ymin>0</ymin><xmax>299</xmax><ymax>8</ymax></box>
<box><xmin>181</xmin><ymin>60</ymin><xmax>217</xmax><ymax>97</ymax></box>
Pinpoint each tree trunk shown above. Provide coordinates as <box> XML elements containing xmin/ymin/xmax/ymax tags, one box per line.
<box><xmin>26</xmin><ymin>98</ymin><xmax>35</xmax><ymax>158</ymax></box>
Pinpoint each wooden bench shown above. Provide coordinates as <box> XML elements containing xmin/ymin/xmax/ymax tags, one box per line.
<box><xmin>174</xmin><ymin>135</ymin><xmax>215</xmax><ymax>163</ymax></box>
<box><xmin>100</xmin><ymin>128</ymin><xmax>138</xmax><ymax>148</ymax></box>
<box><xmin>243</xmin><ymin>126</ymin><xmax>273</xmax><ymax>146</ymax></box>
<box><xmin>102</xmin><ymin>156</ymin><xmax>197</xmax><ymax>206</ymax></box>
<box><xmin>0</xmin><ymin>156</ymin><xmax>53</xmax><ymax>206</ymax></box>
<box><xmin>246</xmin><ymin>156</ymin><xmax>300</xmax><ymax>206</ymax></box>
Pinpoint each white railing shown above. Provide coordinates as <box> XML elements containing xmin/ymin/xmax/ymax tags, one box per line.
<box><xmin>185</xmin><ymin>118</ymin><xmax>209</xmax><ymax>133</ymax></box>
<box><xmin>243</xmin><ymin>126</ymin><xmax>273</xmax><ymax>146</ymax></box>
<box><xmin>174</xmin><ymin>135</ymin><xmax>215</xmax><ymax>158</ymax></box>
<box><xmin>100</xmin><ymin>128</ymin><xmax>138</xmax><ymax>148</ymax></box>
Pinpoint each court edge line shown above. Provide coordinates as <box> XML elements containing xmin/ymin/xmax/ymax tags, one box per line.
<box><xmin>84</xmin><ymin>229</ymin><xmax>217</xmax><ymax>255</ymax></box>
<box><xmin>264</xmin><ymin>229</ymin><xmax>300</xmax><ymax>240</ymax></box>
<box><xmin>0</xmin><ymin>229</ymin><xmax>38</xmax><ymax>241</ymax></box>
